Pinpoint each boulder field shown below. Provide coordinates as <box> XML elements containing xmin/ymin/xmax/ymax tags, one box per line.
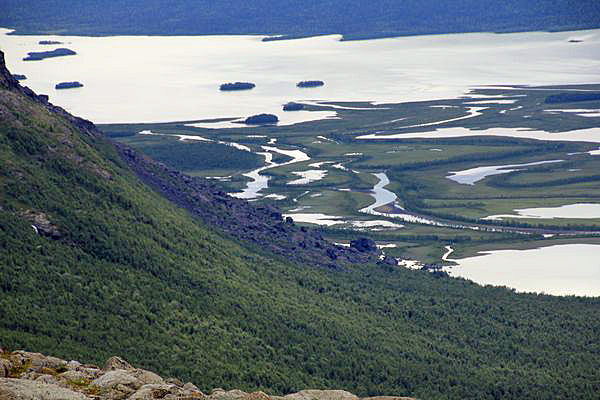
<box><xmin>0</xmin><ymin>350</ymin><xmax>415</xmax><ymax>400</ymax></box>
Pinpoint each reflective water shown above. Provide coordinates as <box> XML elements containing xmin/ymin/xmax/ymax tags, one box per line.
<box><xmin>231</xmin><ymin>146</ymin><xmax>310</xmax><ymax>199</ymax></box>
<box><xmin>358</xmin><ymin>126</ymin><xmax>600</xmax><ymax>143</ymax></box>
<box><xmin>445</xmin><ymin>244</ymin><xmax>600</xmax><ymax>296</ymax></box>
<box><xmin>2</xmin><ymin>27</ymin><xmax>600</xmax><ymax>124</ymax></box>
<box><xmin>359</xmin><ymin>172</ymin><xmax>398</xmax><ymax>214</ymax></box>
<box><xmin>447</xmin><ymin>160</ymin><xmax>564</xmax><ymax>185</ymax></box>
<box><xmin>483</xmin><ymin>203</ymin><xmax>600</xmax><ymax>220</ymax></box>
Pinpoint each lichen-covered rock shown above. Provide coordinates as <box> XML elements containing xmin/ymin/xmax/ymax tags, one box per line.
<box><xmin>58</xmin><ymin>369</ymin><xmax>89</xmax><ymax>382</ymax></box>
<box><xmin>104</xmin><ymin>356</ymin><xmax>133</xmax><ymax>371</ymax></box>
<box><xmin>183</xmin><ymin>382</ymin><xmax>199</xmax><ymax>392</ymax></box>
<box><xmin>0</xmin><ymin>359</ymin><xmax>11</xmax><ymax>377</ymax></box>
<box><xmin>67</xmin><ymin>360</ymin><xmax>82</xmax><ymax>370</ymax></box>
<box><xmin>131</xmin><ymin>369</ymin><xmax>164</xmax><ymax>385</ymax></box>
<box><xmin>0</xmin><ymin>378</ymin><xmax>90</xmax><ymax>400</ymax></box>
<box><xmin>209</xmin><ymin>389</ymin><xmax>249</xmax><ymax>400</ymax></box>
<box><xmin>129</xmin><ymin>384</ymin><xmax>177</xmax><ymax>400</ymax></box>
<box><xmin>35</xmin><ymin>374</ymin><xmax>59</xmax><ymax>385</ymax></box>
<box><xmin>244</xmin><ymin>391</ymin><xmax>271</xmax><ymax>400</ymax></box>
<box><xmin>166</xmin><ymin>377</ymin><xmax>184</xmax><ymax>387</ymax></box>
<box><xmin>284</xmin><ymin>390</ymin><xmax>358</xmax><ymax>400</ymax></box>
<box><xmin>91</xmin><ymin>369</ymin><xmax>143</xmax><ymax>390</ymax></box>
<box><xmin>129</xmin><ymin>383</ymin><xmax>205</xmax><ymax>400</ymax></box>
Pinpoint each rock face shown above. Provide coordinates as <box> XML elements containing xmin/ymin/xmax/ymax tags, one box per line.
<box><xmin>0</xmin><ymin>350</ymin><xmax>416</xmax><ymax>400</ymax></box>
<box><xmin>350</xmin><ymin>237</ymin><xmax>377</xmax><ymax>253</ymax></box>
<box><xmin>0</xmin><ymin>379</ymin><xmax>90</xmax><ymax>400</ymax></box>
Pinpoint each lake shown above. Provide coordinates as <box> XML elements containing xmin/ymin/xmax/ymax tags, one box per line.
<box><xmin>2</xmin><ymin>27</ymin><xmax>600</xmax><ymax>124</ymax></box>
<box><xmin>445</xmin><ymin>244</ymin><xmax>600</xmax><ymax>296</ymax></box>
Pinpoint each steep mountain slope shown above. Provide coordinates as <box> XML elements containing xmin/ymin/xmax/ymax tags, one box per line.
<box><xmin>1</xmin><ymin>0</ymin><xmax>599</xmax><ymax>39</ymax></box>
<box><xmin>1</xmin><ymin>51</ymin><xmax>600</xmax><ymax>399</ymax></box>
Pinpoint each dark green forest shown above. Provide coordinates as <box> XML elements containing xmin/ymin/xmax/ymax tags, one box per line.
<box><xmin>0</xmin><ymin>0</ymin><xmax>599</xmax><ymax>39</ymax></box>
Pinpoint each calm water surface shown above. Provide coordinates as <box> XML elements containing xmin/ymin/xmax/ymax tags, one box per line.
<box><xmin>1</xmin><ymin>27</ymin><xmax>600</xmax><ymax>124</ymax></box>
<box><xmin>446</xmin><ymin>244</ymin><xmax>600</xmax><ymax>296</ymax></box>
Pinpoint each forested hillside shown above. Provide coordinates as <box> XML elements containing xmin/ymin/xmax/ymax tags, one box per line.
<box><xmin>1</xmin><ymin>51</ymin><xmax>600</xmax><ymax>399</ymax></box>
<box><xmin>1</xmin><ymin>0</ymin><xmax>599</xmax><ymax>39</ymax></box>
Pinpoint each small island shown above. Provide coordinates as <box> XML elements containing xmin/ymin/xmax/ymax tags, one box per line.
<box><xmin>220</xmin><ymin>82</ymin><xmax>256</xmax><ymax>91</ymax></box>
<box><xmin>244</xmin><ymin>113</ymin><xmax>279</xmax><ymax>125</ymax></box>
<box><xmin>23</xmin><ymin>48</ymin><xmax>77</xmax><ymax>61</ymax></box>
<box><xmin>55</xmin><ymin>81</ymin><xmax>84</xmax><ymax>90</ymax></box>
<box><xmin>39</xmin><ymin>40</ymin><xmax>64</xmax><ymax>45</ymax></box>
<box><xmin>12</xmin><ymin>74</ymin><xmax>27</xmax><ymax>81</ymax></box>
<box><xmin>297</xmin><ymin>80</ymin><xmax>324</xmax><ymax>88</ymax></box>
<box><xmin>545</xmin><ymin>92</ymin><xmax>600</xmax><ymax>104</ymax></box>
<box><xmin>283</xmin><ymin>102</ymin><xmax>304</xmax><ymax>111</ymax></box>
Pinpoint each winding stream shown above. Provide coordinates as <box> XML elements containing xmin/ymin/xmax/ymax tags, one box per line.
<box><xmin>230</xmin><ymin>146</ymin><xmax>310</xmax><ymax>199</ymax></box>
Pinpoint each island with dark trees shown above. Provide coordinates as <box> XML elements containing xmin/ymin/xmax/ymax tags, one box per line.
<box><xmin>23</xmin><ymin>48</ymin><xmax>77</xmax><ymax>61</ymax></box>
<box><xmin>12</xmin><ymin>74</ymin><xmax>26</xmax><ymax>81</ymax></box>
<box><xmin>55</xmin><ymin>81</ymin><xmax>83</xmax><ymax>89</ymax></box>
<box><xmin>219</xmin><ymin>82</ymin><xmax>256</xmax><ymax>91</ymax></box>
<box><xmin>39</xmin><ymin>40</ymin><xmax>64</xmax><ymax>45</ymax></box>
<box><xmin>297</xmin><ymin>80</ymin><xmax>324</xmax><ymax>88</ymax></box>
<box><xmin>283</xmin><ymin>102</ymin><xmax>304</xmax><ymax>111</ymax></box>
<box><xmin>244</xmin><ymin>113</ymin><xmax>279</xmax><ymax>124</ymax></box>
<box><xmin>545</xmin><ymin>92</ymin><xmax>600</xmax><ymax>103</ymax></box>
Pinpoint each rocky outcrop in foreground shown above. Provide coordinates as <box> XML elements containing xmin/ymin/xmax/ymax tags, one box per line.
<box><xmin>0</xmin><ymin>350</ymin><xmax>415</xmax><ymax>400</ymax></box>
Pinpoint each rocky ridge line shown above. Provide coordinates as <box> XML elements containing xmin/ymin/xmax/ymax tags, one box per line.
<box><xmin>0</xmin><ymin>350</ymin><xmax>415</xmax><ymax>400</ymax></box>
<box><xmin>116</xmin><ymin>144</ymin><xmax>382</xmax><ymax>269</ymax></box>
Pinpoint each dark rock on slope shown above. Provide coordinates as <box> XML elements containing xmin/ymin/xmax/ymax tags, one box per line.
<box><xmin>116</xmin><ymin>144</ymin><xmax>380</xmax><ymax>268</ymax></box>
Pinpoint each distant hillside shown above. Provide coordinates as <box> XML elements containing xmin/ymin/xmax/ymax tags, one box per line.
<box><xmin>0</xmin><ymin>0</ymin><xmax>599</xmax><ymax>39</ymax></box>
<box><xmin>1</xmin><ymin>51</ymin><xmax>600</xmax><ymax>399</ymax></box>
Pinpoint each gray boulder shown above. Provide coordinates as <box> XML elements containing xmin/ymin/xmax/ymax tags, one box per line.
<box><xmin>91</xmin><ymin>369</ymin><xmax>143</xmax><ymax>390</ymax></box>
<box><xmin>0</xmin><ymin>359</ymin><xmax>11</xmax><ymax>377</ymax></box>
<box><xmin>0</xmin><ymin>378</ymin><xmax>90</xmax><ymax>400</ymax></box>
<box><xmin>128</xmin><ymin>384</ymin><xmax>178</xmax><ymax>400</ymax></box>
<box><xmin>103</xmin><ymin>356</ymin><xmax>133</xmax><ymax>371</ymax></box>
<box><xmin>285</xmin><ymin>390</ymin><xmax>358</xmax><ymax>400</ymax></box>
